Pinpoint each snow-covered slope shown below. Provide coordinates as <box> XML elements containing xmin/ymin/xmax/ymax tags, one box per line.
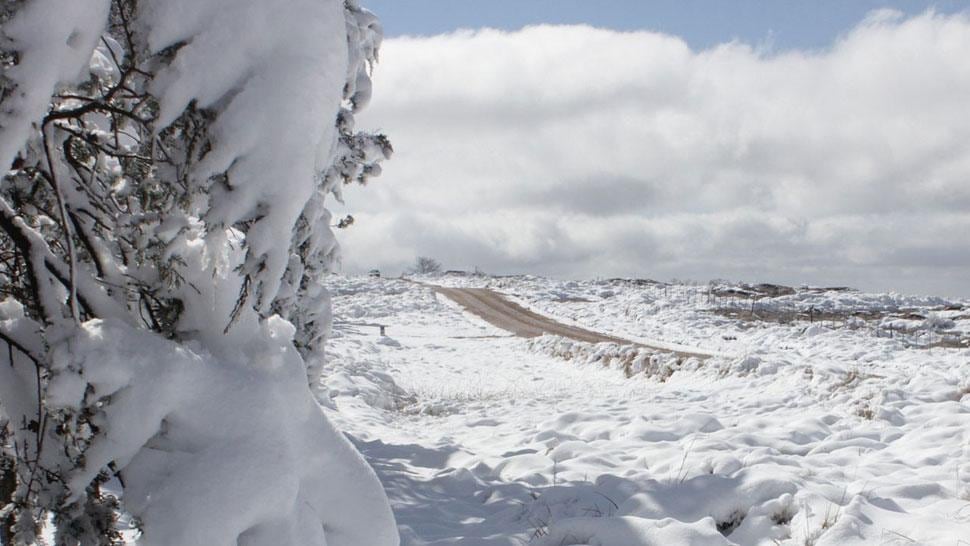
<box><xmin>322</xmin><ymin>274</ymin><xmax>970</xmax><ymax>545</ymax></box>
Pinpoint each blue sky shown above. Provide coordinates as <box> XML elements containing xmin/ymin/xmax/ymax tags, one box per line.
<box><xmin>366</xmin><ymin>0</ymin><xmax>969</xmax><ymax>50</ymax></box>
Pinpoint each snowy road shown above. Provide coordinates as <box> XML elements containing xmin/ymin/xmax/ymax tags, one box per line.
<box><xmin>324</xmin><ymin>276</ymin><xmax>970</xmax><ymax>546</ymax></box>
<box><xmin>433</xmin><ymin>285</ymin><xmax>720</xmax><ymax>359</ymax></box>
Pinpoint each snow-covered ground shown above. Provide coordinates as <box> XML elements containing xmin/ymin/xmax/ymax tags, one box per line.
<box><xmin>322</xmin><ymin>274</ymin><xmax>970</xmax><ymax>545</ymax></box>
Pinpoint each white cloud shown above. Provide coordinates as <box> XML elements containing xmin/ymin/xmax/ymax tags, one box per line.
<box><xmin>334</xmin><ymin>11</ymin><xmax>970</xmax><ymax>296</ymax></box>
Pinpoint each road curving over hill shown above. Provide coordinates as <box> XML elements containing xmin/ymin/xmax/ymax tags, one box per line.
<box><xmin>431</xmin><ymin>285</ymin><xmax>728</xmax><ymax>360</ymax></box>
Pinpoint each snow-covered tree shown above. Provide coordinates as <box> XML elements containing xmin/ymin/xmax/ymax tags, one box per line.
<box><xmin>0</xmin><ymin>0</ymin><xmax>394</xmax><ymax>544</ymax></box>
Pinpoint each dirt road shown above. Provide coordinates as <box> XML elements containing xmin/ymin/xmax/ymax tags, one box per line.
<box><xmin>432</xmin><ymin>285</ymin><xmax>722</xmax><ymax>359</ymax></box>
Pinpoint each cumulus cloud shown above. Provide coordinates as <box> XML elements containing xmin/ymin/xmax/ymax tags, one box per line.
<box><xmin>335</xmin><ymin>10</ymin><xmax>970</xmax><ymax>296</ymax></box>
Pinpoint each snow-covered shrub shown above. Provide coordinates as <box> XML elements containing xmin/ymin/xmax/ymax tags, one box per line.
<box><xmin>407</xmin><ymin>256</ymin><xmax>443</xmax><ymax>276</ymax></box>
<box><xmin>0</xmin><ymin>0</ymin><xmax>394</xmax><ymax>544</ymax></box>
<box><xmin>922</xmin><ymin>312</ymin><xmax>955</xmax><ymax>331</ymax></box>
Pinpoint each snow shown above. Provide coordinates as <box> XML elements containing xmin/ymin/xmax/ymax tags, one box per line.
<box><xmin>3</xmin><ymin>1</ymin><xmax>968</xmax><ymax>543</ymax></box>
<box><xmin>321</xmin><ymin>274</ymin><xmax>970</xmax><ymax>545</ymax></box>
<box><xmin>39</xmin><ymin>316</ymin><xmax>395</xmax><ymax>546</ymax></box>
<box><xmin>0</xmin><ymin>0</ymin><xmax>110</xmax><ymax>171</ymax></box>
<box><xmin>532</xmin><ymin>516</ymin><xmax>733</xmax><ymax>546</ymax></box>
<box><xmin>438</xmin><ymin>274</ymin><xmax>970</xmax><ymax>354</ymax></box>
<box><xmin>144</xmin><ymin>0</ymin><xmax>351</xmax><ymax>312</ymax></box>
